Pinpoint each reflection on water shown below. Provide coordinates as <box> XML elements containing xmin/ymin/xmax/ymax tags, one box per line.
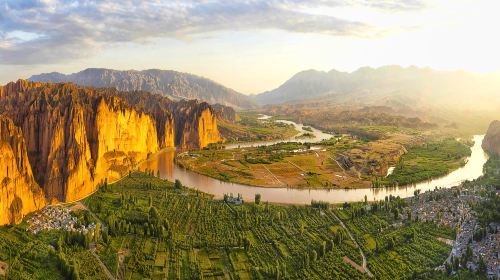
<box><xmin>140</xmin><ymin>130</ymin><xmax>488</xmax><ymax>204</ymax></box>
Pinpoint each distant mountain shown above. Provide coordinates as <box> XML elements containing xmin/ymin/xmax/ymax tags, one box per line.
<box><xmin>30</xmin><ymin>68</ymin><xmax>256</xmax><ymax>109</ymax></box>
<box><xmin>255</xmin><ymin>66</ymin><xmax>500</xmax><ymax>110</ymax></box>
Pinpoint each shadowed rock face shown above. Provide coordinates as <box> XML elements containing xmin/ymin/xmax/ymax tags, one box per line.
<box><xmin>169</xmin><ymin>99</ymin><xmax>220</xmax><ymax>149</ymax></box>
<box><xmin>483</xmin><ymin>120</ymin><xmax>500</xmax><ymax>156</ymax></box>
<box><xmin>0</xmin><ymin>115</ymin><xmax>46</xmax><ymax>225</ymax></box>
<box><xmin>0</xmin><ymin>80</ymin><xmax>220</xmax><ymax>217</ymax></box>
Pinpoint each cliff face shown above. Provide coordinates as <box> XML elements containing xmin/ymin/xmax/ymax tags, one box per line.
<box><xmin>482</xmin><ymin>120</ymin><xmax>500</xmax><ymax>156</ymax></box>
<box><xmin>0</xmin><ymin>115</ymin><xmax>46</xmax><ymax>225</ymax></box>
<box><xmin>169</xmin><ymin>100</ymin><xmax>220</xmax><ymax>149</ymax></box>
<box><xmin>30</xmin><ymin>68</ymin><xmax>256</xmax><ymax>109</ymax></box>
<box><xmin>0</xmin><ymin>80</ymin><xmax>219</xmax><ymax>214</ymax></box>
<box><xmin>211</xmin><ymin>104</ymin><xmax>238</xmax><ymax>122</ymax></box>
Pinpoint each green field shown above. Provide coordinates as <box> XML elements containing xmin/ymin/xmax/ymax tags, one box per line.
<box><xmin>177</xmin><ymin>141</ymin><xmax>372</xmax><ymax>189</ymax></box>
<box><xmin>382</xmin><ymin>139</ymin><xmax>471</xmax><ymax>186</ymax></box>
<box><xmin>0</xmin><ymin>172</ymin><xmax>462</xmax><ymax>279</ymax></box>
<box><xmin>218</xmin><ymin>111</ymin><xmax>298</xmax><ymax>143</ymax></box>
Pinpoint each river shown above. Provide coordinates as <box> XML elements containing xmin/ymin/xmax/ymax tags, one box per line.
<box><xmin>139</xmin><ymin>116</ymin><xmax>488</xmax><ymax>204</ymax></box>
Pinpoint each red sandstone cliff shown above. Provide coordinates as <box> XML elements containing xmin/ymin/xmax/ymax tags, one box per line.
<box><xmin>0</xmin><ymin>115</ymin><xmax>46</xmax><ymax>224</ymax></box>
<box><xmin>0</xmin><ymin>80</ymin><xmax>220</xmax><ymax>220</ymax></box>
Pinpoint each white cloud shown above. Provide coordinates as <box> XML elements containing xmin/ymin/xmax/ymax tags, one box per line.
<box><xmin>0</xmin><ymin>0</ymin><xmax>424</xmax><ymax>64</ymax></box>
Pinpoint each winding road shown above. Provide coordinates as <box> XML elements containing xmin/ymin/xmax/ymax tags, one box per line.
<box><xmin>332</xmin><ymin>211</ymin><xmax>373</xmax><ymax>278</ymax></box>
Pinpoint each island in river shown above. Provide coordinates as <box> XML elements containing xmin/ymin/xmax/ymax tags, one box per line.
<box><xmin>141</xmin><ymin>115</ymin><xmax>488</xmax><ymax>204</ymax></box>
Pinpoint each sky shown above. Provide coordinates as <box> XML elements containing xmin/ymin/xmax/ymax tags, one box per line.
<box><xmin>1</xmin><ymin>0</ymin><xmax>500</xmax><ymax>94</ymax></box>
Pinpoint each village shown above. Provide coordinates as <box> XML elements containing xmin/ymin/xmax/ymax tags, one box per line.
<box><xmin>26</xmin><ymin>205</ymin><xmax>96</xmax><ymax>235</ymax></box>
<box><xmin>404</xmin><ymin>186</ymin><xmax>499</xmax><ymax>278</ymax></box>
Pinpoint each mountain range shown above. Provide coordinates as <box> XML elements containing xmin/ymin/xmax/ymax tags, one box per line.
<box><xmin>30</xmin><ymin>68</ymin><xmax>256</xmax><ymax>109</ymax></box>
<box><xmin>255</xmin><ymin>65</ymin><xmax>500</xmax><ymax>110</ymax></box>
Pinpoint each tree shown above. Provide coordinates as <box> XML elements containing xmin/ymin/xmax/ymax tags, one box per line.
<box><xmin>311</xmin><ymin>250</ymin><xmax>317</xmax><ymax>263</ymax></box>
<box><xmin>149</xmin><ymin>206</ymin><xmax>160</xmax><ymax>222</ymax></box>
<box><xmin>94</xmin><ymin>223</ymin><xmax>101</xmax><ymax>242</ymax></box>
<box><xmin>174</xmin><ymin>179</ymin><xmax>182</xmax><ymax>189</ymax></box>
<box><xmin>393</xmin><ymin>208</ymin><xmax>399</xmax><ymax>220</ymax></box>
<box><xmin>452</xmin><ymin>256</ymin><xmax>459</xmax><ymax>271</ymax></box>
<box><xmin>320</xmin><ymin>241</ymin><xmax>326</xmax><ymax>257</ymax></box>
<box><xmin>445</xmin><ymin>262</ymin><xmax>452</xmax><ymax>275</ymax></box>
<box><xmin>304</xmin><ymin>253</ymin><xmax>310</xmax><ymax>268</ymax></box>
<box><xmin>243</xmin><ymin>237</ymin><xmax>251</xmax><ymax>252</ymax></box>
<box><xmin>102</xmin><ymin>229</ymin><xmax>109</xmax><ymax>244</ymax></box>
<box><xmin>388</xmin><ymin>237</ymin><xmax>395</xmax><ymax>249</ymax></box>
<box><xmin>57</xmin><ymin>235</ymin><xmax>64</xmax><ymax>252</ymax></box>
<box><xmin>477</xmin><ymin>256</ymin><xmax>487</xmax><ymax>275</ymax></box>
<box><xmin>255</xmin><ymin>193</ymin><xmax>261</xmax><ymax>205</ymax></box>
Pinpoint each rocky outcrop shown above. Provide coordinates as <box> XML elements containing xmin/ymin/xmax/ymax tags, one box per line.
<box><xmin>30</xmin><ymin>68</ymin><xmax>256</xmax><ymax>109</ymax></box>
<box><xmin>211</xmin><ymin>104</ymin><xmax>238</xmax><ymax>122</ymax></box>
<box><xmin>482</xmin><ymin>120</ymin><xmax>500</xmax><ymax>156</ymax></box>
<box><xmin>169</xmin><ymin>100</ymin><xmax>220</xmax><ymax>149</ymax></box>
<box><xmin>0</xmin><ymin>80</ymin><xmax>220</xmax><ymax>211</ymax></box>
<box><xmin>0</xmin><ymin>115</ymin><xmax>46</xmax><ymax>225</ymax></box>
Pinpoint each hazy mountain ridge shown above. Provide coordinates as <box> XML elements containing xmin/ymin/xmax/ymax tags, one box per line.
<box><xmin>30</xmin><ymin>68</ymin><xmax>256</xmax><ymax>109</ymax></box>
<box><xmin>255</xmin><ymin>66</ymin><xmax>500</xmax><ymax>110</ymax></box>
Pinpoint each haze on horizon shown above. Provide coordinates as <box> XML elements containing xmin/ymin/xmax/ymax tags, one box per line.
<box><xmin>1</xmin><ymin>0</ymin><xmax>500</xmax><ymax>94</ymax></box>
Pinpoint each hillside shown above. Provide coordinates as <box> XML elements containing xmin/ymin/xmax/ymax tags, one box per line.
<box><xmin>30</xmin><ymin>68</ymin><xmax>256</xmax><ymax>109</ymax></box>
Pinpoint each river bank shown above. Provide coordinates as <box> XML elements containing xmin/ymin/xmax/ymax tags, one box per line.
<box><xmin>140</xmin><ymin>115</ymin><xmax>488</xmax><ymax>204</ymax></box>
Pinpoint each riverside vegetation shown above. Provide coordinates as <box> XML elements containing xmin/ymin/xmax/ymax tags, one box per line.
<box><xmin>178</xmin><ymin>133</ymin><xmax>472</xmax><ymax>189</ymax></box>
<box><xmin>217</xmin><ymin>112</ymin><xmax>298</xmax><ymax>143</ymax></box>
<box><xmin>380</xmin><ymin>139</ymin><xmax>472</xmax><ymax>186</ymax></box>
<box><xmin>0</xmin><ymin>172</ymin><xmax>460</xmax><ymax>279</ymax></box>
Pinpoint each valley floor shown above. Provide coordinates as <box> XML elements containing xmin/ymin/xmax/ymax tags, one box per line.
<box><xmin>177</xmin><ymin>134</ymin><xmax>472</xmax><ymax>190</ymax></box>
<box><xmin>2</xmin><ymin>171</ymin><xmax>492</xmax><ymax>280</ymax></box>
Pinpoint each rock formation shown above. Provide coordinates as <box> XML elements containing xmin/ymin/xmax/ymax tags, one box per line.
<box><xmin>0</xmin><ymin>80</ymin><xmax>220</xmax><ymax>223</ymax></box>
<box><xmin>169</xmin><ymin>100</ymin><xmax>220</xmax><ymax>149</ymax></box>
<box><xmin>482</xmin><ymin>120</ymin><xmax>500</xmax><ymax>156</ymax></box>
<box><xmin>211</xmin><ymin>104</ymin><xmax>238</xmax><ymax>122</ymax></box>
<box><xmin>0</xmin><ymin>115</ymin><xmax>46</xmax><ymax>225</ymax></box>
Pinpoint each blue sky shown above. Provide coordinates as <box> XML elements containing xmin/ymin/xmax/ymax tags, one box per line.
<box><xmin>1</xmin><ymin>0</ymin><xmax>500</xmax><ymax>93</ymax></box>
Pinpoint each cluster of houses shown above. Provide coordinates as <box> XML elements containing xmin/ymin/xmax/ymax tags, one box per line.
<box><xmin>407</xmin><ymin>187</ymin><xmax>498</xmax><ymax>278</ymax></box>
<box><xmin>27</xmin><ymin>206</ymin><xmax>96</xmax><ymax>235</ymax></box>
<box><xmin>472</xmin><ymin>224</ymin><xmax>500</xmax><ymax>278</ymax></box>
<box><xmin>405</xmin><ymin>190</ymin><xmax>470</xmax><ymax>228</ymax></box>
<box><xmin>224</xmin><ymin>193</ymin><xmax>244</xmax><ymax>205</ymax></box>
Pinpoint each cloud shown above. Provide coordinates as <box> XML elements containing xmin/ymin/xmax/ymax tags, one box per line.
<box><xmin>0</xmin><ymin>0</ymin><xmax>425</xmax><ymax>65</ymax></box>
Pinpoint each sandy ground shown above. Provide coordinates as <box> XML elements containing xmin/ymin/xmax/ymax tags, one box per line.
<box><xmin>0</xmin><ymin>261</ymin><xmax>8</xmax><ymax>276</ymax></box>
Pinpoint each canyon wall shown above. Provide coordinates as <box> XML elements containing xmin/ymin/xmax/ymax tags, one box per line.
<box><xmin>169</xmin><ymin>100</ymin><xmax>220</xmax><ymax>149</ymax></box>
<box><xmin>482</xmin><ymin>120</ymin><xmax>500</xmax><ymax>156</ymax></box>
<box><xmin>0</xmin><ymin>115</ymin><xmax>46</xmax><ymax>225</ymax></box>
<box><xmin>0</xmin><ymin>80</ymin><xmax>220</xmax><ymax>223</ymax></box>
